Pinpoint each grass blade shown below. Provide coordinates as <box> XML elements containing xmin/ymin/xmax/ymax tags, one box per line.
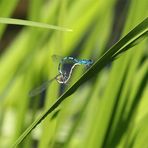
<box><xmin>12</xmin><ymin>17</ymin><xmax>148</xmax><ymax>147</ymax></box>
<box><xmin>0</xmin><ymin>17</ymin><xmax>72</xmax><ymax>32</ymax></box>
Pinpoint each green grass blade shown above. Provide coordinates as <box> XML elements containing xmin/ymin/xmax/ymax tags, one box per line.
<box><xmin>12</xmin><ymin>17</ymin><xmax>148</xmax><ymax>147</ymax></box>
<box><xmin>0</xmin><ymin>17</ymin><xmax>72</xmax><ymax>32</ymax></box>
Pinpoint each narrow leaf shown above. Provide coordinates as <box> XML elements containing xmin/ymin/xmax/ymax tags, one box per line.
<box><xmin>12</xmin><ymin>17</ymin><xmax>148</xmax><ymax>147</ymax></box>
<box><xmin>0</xmin><ymin>17</ymin><xmax>72</xmax><ymax>32</ymax></box>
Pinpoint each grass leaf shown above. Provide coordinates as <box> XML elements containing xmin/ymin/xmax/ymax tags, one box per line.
<box><xmin>0</xmin><ymin>17</ymin><xmax>72</xmax><ymax>32</ymax></box>
<box><xmin>12</xmin><ymin>17</ymin><xmax>148</xmax><ymax>147</ymax></box>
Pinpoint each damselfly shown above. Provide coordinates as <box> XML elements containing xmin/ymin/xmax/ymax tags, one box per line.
<box><xmin>29</xmin><ymin>55</ymin><xmax>93</xmax><ymax>96</ymax></box>
<box><xmin>52</xmin><ymin>55</ymin><xmax>93</xmax><ymax>74</ymax></box>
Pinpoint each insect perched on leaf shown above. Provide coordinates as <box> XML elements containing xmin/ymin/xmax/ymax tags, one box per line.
<box><xmin>29</xmin><ymin>55</ymin><xmax>93</xmax><ymax>96</ymax></box>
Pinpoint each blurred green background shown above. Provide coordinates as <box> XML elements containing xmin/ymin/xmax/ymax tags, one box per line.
<box><xmin>0</xmin><ymin>0</ymin><xmax>147</xmax><ymax>148</ymax></box>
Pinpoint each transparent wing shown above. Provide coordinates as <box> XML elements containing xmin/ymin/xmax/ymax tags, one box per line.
<box><xmin>29</xmin><ymin>78</ymin><xmax>55</xmax><ymax>97</ymax></box>
<box><xmin>52</xmin><ymin>54</ymin><xmax>63</xmax><ymax>62</ymax></box>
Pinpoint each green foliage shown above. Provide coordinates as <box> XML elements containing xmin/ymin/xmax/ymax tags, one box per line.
<box><xmin>0</xmin><ymin>18</ymin><xmax>72</xmax><ymax>31</ymax></box>
<box><xmin>0</xmin><ymin>0</ymin><xmax>147</xmax><ymax>148</ymax></box>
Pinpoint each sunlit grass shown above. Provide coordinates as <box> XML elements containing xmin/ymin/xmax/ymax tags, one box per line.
<box><xmin>0</xmin><ymin>0</ymin><xmax>147</xmax><ymax>148</ymax></box>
